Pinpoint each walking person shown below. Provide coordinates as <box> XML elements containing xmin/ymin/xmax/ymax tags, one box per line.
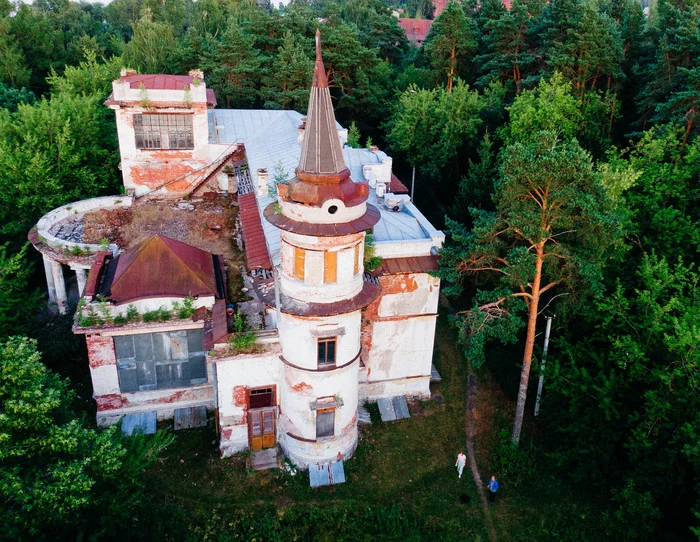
<box><xmin>455</xmin><ymin>452</ymin><xmax>466</xmax><ymax>479</ymax></box>
<box><xmin>487</xmin><ymin>475</ymin><xmax>499</xmax><ymax>504</ymax></box>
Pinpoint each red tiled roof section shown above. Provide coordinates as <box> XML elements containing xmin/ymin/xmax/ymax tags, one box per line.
<box><xmin>119</xmin><ymin>74</ymin><xmax>217</xmax><ymax>106</ymax></box>
<box><xmin>108</xmin><ymin>235</ymin><xmax>218</xmax><ymax>303</ymax></box>
<box><xmin>238</xmin><ymin>193</ymin><xmax>272</xmax><ymax>270</ymax></box>
<box><xmin>389</xmin><ymin>173</ymin><xmax>410</xmax><ymax>195</ymax></box>
<box><xmin>398</xmin><ymin>19</ymin><xmax>433</xmax><ymax>46</ymax></box>
<box><xmin>373</xmin><ymin>255</ymin><xmax>439</xmax><ymax>275</ymax></box>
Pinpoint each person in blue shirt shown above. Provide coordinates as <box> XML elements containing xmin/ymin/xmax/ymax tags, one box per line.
<box><xmin>487</xmin><ymin>475</ymin><xmax>499</xmax><ymax>503</ymax></box>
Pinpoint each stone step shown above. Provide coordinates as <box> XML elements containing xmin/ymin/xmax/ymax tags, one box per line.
<box><xmin>250</xmin><ymin>447</ymin><xmax>279</xmax><ymax>471</ymax></box>
<box><xmin>431</xmin><ymin>363</ymin><xmax>442</xmax><ymax>382</ymax></box>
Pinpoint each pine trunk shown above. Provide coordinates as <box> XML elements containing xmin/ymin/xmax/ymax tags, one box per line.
<box><xmin>511</xmin><ymin>243</ymin><xmax>544</xmax><ymax>444</ymax></box>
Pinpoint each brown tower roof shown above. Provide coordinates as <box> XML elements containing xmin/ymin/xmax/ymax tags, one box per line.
<box><xmin>298</xmin><ymin>31</ymin><xmax>347</xmax><ymax>176</ymax></box>
<box><xmin>284</xmin><ymin>30</ymin><xmax>368</xmax><ymax>208</ymax></box>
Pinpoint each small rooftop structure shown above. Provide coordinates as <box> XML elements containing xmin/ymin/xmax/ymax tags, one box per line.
<box><xmin>89</xmin><ymin>235</ymin><xmax>222</xmax><ymax>304</ymax></box>
<box><xmin>398</xmin><ymin>19</ymin><xmax>433</xmax><ymax>46</ymax></box>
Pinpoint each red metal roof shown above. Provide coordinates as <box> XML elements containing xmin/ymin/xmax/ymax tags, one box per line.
<box><xmin>389</xmin><ymin>173</ymin><xmax>410</xmax><ymax>195</ymax></box>
<box><xmin>118</xmin><ymin>74</ymin><xmax>217</xmax><ymax>106</ymax></box>
<box><xmin>373</xmin><ymin>255</ymin><xmax>439</xmax><ymax>275</ymax></box>
<box><xmin>238</xmin><ymin>193</ymin><xmax>272</xmax><ymax>270</ymax></box>
<box><xmin>106</xmin><ymin>235</ymin><xmax>218</xmax><ymax>303</ymax></box>
<box><xmin>398</xmin><ymin>19</ymin><xmax>433</xmax><ymax>45</ymax></box>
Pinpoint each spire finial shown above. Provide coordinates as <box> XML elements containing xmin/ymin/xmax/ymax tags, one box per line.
<box><xmin>315</xmin><ymin>29</ymin><xmax>322</xmax><ymax>61</ymax></box>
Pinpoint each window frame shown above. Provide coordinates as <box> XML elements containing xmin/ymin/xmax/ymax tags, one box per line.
<box><xmin>133</xmin><ymin>113</ymin><xmax>194</xmax><ymax>150</ymax></box>
<box><xmin>115</xmin><ymin>329</ymin><xmax>206</xmax><ymax>393</ymax></box>
<box><xmin>317</xmin><ymin>336</ymin><xmax>337</xmax><ymax>367</ymax></box>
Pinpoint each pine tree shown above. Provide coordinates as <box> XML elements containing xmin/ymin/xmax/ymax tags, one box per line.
<box><xmin>423</xmin><ymin>2</ymin><xmax>477</xmax><ymax>91</ymax></box>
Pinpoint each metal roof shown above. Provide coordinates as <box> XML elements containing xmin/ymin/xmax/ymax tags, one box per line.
<box><xmin>104</xmin><ymin>235</ymin><xmax>218</xmax><ymax>303</ymax></box>
<box><xmin>118</xmin><ymin>74</ymin><xmax>217</xmax><ymax>106</ymax></box>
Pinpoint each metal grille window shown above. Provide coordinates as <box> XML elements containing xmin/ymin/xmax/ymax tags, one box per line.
<box><xmin>134</xmin><ymin>114</ymin><xmax>194</xmax><ymax>150</ymax></box>
<box><xmin>317</xmin><ymin>337</ymin><xmax>336</xmax><ymax>367</ymax></box>
<box><xmin>316</xmin><ymin>408</ymin><xmax>335</xmax><ymax>438</ymax></box>
<box><xmin>115</xmin><ymin>329</ymin><xmax>206</xmax><ymax>392</ymax></box>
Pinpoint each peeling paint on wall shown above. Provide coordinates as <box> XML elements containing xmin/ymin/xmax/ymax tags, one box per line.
<box><xmin>95</xmin><ymin>393</ymin><xmax>127</xmax><ymax>410</ymax></box>
<box><xmin>86</xmin><ymin>335</ymin><xmax>117</xmax><ymax>368</ymax></box>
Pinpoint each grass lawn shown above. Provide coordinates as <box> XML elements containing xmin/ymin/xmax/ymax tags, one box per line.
<box><xmin>138</xmin><ymin>313</ymin><xmax>608</xmax><ymax>541</ymax></box>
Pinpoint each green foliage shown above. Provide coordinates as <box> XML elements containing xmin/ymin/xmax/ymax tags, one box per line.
<box><xmin>122</xmin><ymin>14</ymin><xmax>177</xmax><ymax>74</ymax></box>
<box><xmin>347</xmin><ymin>120</ymin><xmax>362</xmax><ymax>148</ymax></box>
<box><xmin>125</xmin><ymin>304</ymin><xmax>140</xmax><ymax>322</ymax></box>
<box><xmin>363</xmin><ymin>232</ymin><xmax>382</xmax><ymax>271</ymax></box>
<box><xmin>0</xmin><ymin>337</ymin><xmax>174</xmax><ymax>538</ymax></box>
<box><xmin>142</xmin><ymin>306</ymin><xmax>171</xmax><ymax>322</ymax></box>
<box><xmin>387</xmin><ymin>80</ymin><xmax>482</xmax><ymax>182</ymax></box>
<box><xmin>423</xmin><ymin>2</ymin><xmax>477</xmax><ymax>91</ymax></box>
<box><xmin>0</xmin><ymin>244</ymin><xmax>41</xmax><ymax>338</ymax></box>
<box><xmin>172</xmin><ymin>295</ymin><xmax>195</xmax><ymax>319</ymax></box>
<box><xmin>0</xmin><ymin>90</ymin><xmax>119</xmax><ymax>246</ymax></box>
<box><xmin>0</xmin><ymin>82</ymin><xmax>35</xmax><ymax>112</ymax></box>
<box><xmin>228</xmin><ymin>330</ymin><xmax>260</xmax><ymax>354</ymax></box>
<box><xmin>546</xmin><ymin>253</ymin><xmax>700</xmax><ymax>536</ymax></box>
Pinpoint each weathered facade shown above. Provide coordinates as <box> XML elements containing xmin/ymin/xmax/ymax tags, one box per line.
<box><xmin>29</xmin><ymin>32</ymin><xmax>444</xmax><ymax>470</ymax></box>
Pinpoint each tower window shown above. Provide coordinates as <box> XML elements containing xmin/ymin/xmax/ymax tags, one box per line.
<box><xmin>317</xmin><ymin>337</ymin><xmax>336</xmax><ymax>366</ymax></box>
<box><xmin>294</xmin><ymin>246</ymin><xmax>306</xmax><ymax>280</ymax></box>
<box><xmin>353</xmin><ymin>244</ymin><xmax>360</xmax><ymax>275</ymax></box>
<box><xmin>134</xmin><ymin>114</ymin><xmax>194</xmax><ymax>150</ymax></box>
<box><xmin>324</xmin><ymin>251</ymin><xmax>337</xmax><ymax>283</ymax></box>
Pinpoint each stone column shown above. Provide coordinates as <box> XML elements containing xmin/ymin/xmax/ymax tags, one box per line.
<box><xmin>75</xmin><ymin>268</ymin><xmax>88</xmax><ymax>297</ymax></box>
<box><xmin>50</xmin><ymin>260</ymin><xmax>68</xmax><ymax>315</ymax></box>
<box><xmin>42</xmin><ymin>254</ymin><xmax>57</xmax><ymax>306</ymax></box>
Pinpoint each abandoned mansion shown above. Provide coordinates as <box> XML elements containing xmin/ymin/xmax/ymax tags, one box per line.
<box><xmin>28</xmin><ymin>33</ymin><xmax>444</xmax><ymax>469</ymax></box>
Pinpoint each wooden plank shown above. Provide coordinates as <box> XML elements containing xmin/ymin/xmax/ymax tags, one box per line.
<box><xmin>393</xmin><ymin>396</ymin><xmax>410</xmax><ymax>420</ymax></box>
<box><xmin>122</xmin><ymin>411</ymin><xmax>157</xmax><ymax>436</ymax></box>
<box><xmin>309</xmin><ymin>463</ymin><xmax>330</xmax><ymax>487</ymax></box>
<box><xmin>377</xmin><ymin>397</ymin><xmax>396</xmax><ymax>421</ymax></box>
<box><xmin>330</xmin><ymin>460</ymin><xmax>346</xmax><ymax>484</ymax></box>
<box><xmin>174</xmin><ymin>406</ymin><xmax>208</xmax><ymax>431</ymax></box>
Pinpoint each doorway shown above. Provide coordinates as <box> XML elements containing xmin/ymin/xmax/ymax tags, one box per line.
<box><xmin>248</xmin><ymin>387</ymin><xmax>276</xmax><ymax>450</ymax></box>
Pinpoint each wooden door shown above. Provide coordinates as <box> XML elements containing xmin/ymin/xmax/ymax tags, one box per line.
<box><xmin>249</xmin><ymin>408</ymin><xmax>276</xmax><ymax>450</ymax></box>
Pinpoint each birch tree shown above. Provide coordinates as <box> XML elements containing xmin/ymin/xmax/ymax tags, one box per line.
<box><xmin>439</xmin><ymin>131</ymin><xmax>620</xmax><ymax>443</ymax></box>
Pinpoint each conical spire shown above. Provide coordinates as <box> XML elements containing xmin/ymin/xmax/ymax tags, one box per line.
<box><xmin>297</xmin><ymin>30</ymin><xmax>346</xmax><ymax>175</ymax></box>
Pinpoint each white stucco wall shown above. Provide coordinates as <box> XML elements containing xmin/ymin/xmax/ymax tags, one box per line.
<box><xmin>279</xmin><ymin>232</ymin><xmax>364</xmax><ymax>302</ymax></box>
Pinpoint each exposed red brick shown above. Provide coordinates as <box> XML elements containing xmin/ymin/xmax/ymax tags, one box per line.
<box><xmin>86</xmin><ymin>335</ymin><xmax>117</xmax><ymax>368</ymax></box>
<box><xmin>130</xmin><ymin>162</ymin><xmax>195</xmax><ymax>191</ymax></box>
<box><xmin>291</xmin><ymin>381</ymin><xmax>312</xmax><ymax>393</ymax></box>
<box><xmin>233</xmin><ymin>386</ymin><xmax>247</xmax><ymax>408</ymax></box>
<box><xmin>95</xmin><ymin>394</ymin><xmax>127</xmax><ymax>411</ymax></box>
<box><xmin>221</xmin><ymin>428</ymin><xmax>233</xmax><ymax>441</ymax></box>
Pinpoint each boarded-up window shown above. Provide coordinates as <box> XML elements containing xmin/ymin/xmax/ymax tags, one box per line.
<box><xmin>324</xmin><ymin>251</ymin><xmax>337</xmax><ymax>283</ymax></box>
<box><xmin>317</xmin><ymin>337</ymin><xmax>336</xmax><ymax>366</ymax></box>
<box><xmin>115</xmin><ymin>329</ymin><xmax>206</xmax><ymax>392</ymax></box>
<box><xmin>294</xmin><ymin>247</ymin><xmax>305</xmax><ymax>280</ymax></box>
<box><xmin>134</xmin><ymin>114</ymin><xmax>194</xmax><ymax>150</ymax></box>
<box><xmin>316</xmin><ymin>408</ymin><xmax>335</xmax><ymax>438</ymax></box>
<box><xmin>353</xmin><ymin>244</ymin><xmax>360</xmax><ymax>275</ymax></box>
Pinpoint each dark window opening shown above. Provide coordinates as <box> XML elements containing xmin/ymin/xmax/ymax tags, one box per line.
<box><xmin>115</xmin><ymin>329</ymin><xmax>206</xmax><ymax>392</ymax></box>
<box><xmin>249</xmin><ymin>387</ymin><xmax>274</xmax><ymax>409</ymax></box>
<box><xmin>317</xmin><ymin>337</ymin><xmax>336</xmax><ymax>367</ymax></box>
<box><xmin>134</xmin><ymin>114</ymin><xmax>194</xmax><ymax>150</ymax></box>
<box><xmin>328</xmin><ymin>205</ymin><xmax>338</xmax><ymax>214</ymax></box>
<box><xmin>316</xmin><ymin>408</ymin><xmax>335</xmax><ymax>438</ymax></box>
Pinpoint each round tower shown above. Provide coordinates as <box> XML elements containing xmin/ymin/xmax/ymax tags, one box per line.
<box><xmin>265</xmin><ymin>31</ymin><xmax>381</xmax><ymax>468</ymax></box>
